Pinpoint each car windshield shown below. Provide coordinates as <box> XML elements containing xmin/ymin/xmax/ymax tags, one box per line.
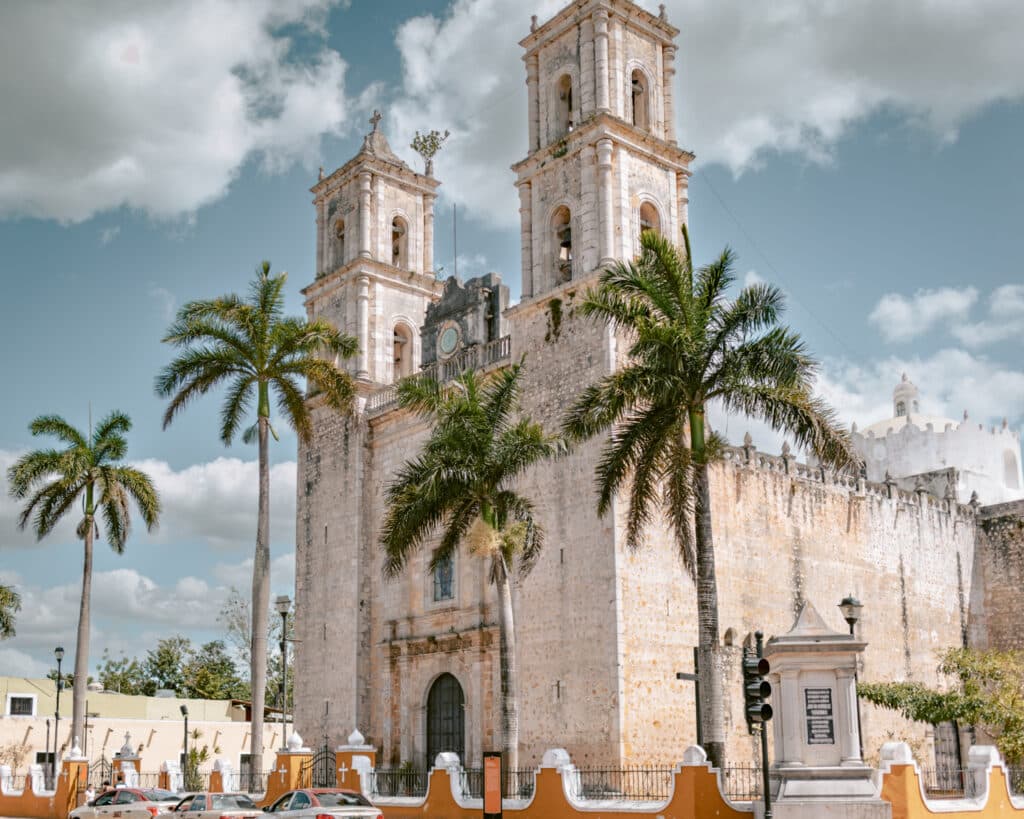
<box><xmin>142</xmin><ymin>789</ymin><xmax>178</xmax><ymax>802</ymax></box>
<box><xmin>314</xmin><ymin>793</ymin><xmax>372</xmax><ymax>808</ymax></box>
<box><xmin>211</xmin><ymin>795</ymin><xmax>257</xmax><ymax>809</ymax></box>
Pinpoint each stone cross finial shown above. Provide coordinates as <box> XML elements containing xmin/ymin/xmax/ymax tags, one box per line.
<box><xmin>370</xmin><ymin>110</ymin><xmax>382</xmax><ymax>132</ymax></box>
<box><xmin>530</xmin><ymin>14</ymin><xmax>538</xmax><ymax>32</ymax></box>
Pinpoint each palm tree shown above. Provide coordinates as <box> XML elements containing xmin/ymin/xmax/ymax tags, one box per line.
<box><xmin>156</xmin><ymin>261</ymin><xmax>357</xmax><ymax>776</ymax></box>
<box><xmin>381</xmin><ymin>365</ymin><xmax>560</xmax><ymax>770</ymax></box>
<box><xmin>7</xmin><ymin>412</ymin><xmax>160</xmax><ymax>747</ymax></box>
<box><xmin>563</xmin><ymin>230</ymin><xmax>859</xmax><ymax>768</ymax></box>
<box><xmin>0</xmin><ymin>584</ymin><xmax>22</xmax><ymax>639</ymax></box>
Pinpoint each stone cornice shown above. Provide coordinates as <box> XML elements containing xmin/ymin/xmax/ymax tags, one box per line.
<box><xmin>519</xmin><ymin>0</ymin><xmax>677</xmax><ymax>54</ymax></box>
<box><xmin>504</xmin><ymin>270</ymin><xmax>601</xmax><ymax>321</ymax></box>
<box><xmin>311</xmin><ymin>156</ymin><xmax>440</xmax><ymax>202</ymax></box>
<box><xmin>512</xmin><ymin>113</ymin><xmax>695</xmax><ymax>178</ymax></box>
<box><xmin>301</xmin><ymin>259</ymin><xmax>443</xmax><ymax>303</ymax></box>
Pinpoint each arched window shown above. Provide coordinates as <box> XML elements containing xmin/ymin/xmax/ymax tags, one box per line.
<box><xmin>393</xmin><ymin>323</ymin><xmax>413</xmax><ymax>381</ymax></box>
<box><xmin>639</xmin><ymin>202</ymin><xmax>660</xmax><ymax>237</ymax></box>
<box><xmin>896</xmin><ymin>401</ymin><xmax>907</xmax><ymax>417</ymax></box>
<box><xmin>426</xmin><ymin>674</ymin><xmax>464</xmax><ymax>765</ymax></box>
<box><xmin>631</xmin><ymin>69</ymin><xmax>649</xmax><ymax>130</ymax></box>
<box><xmin>556</xmin><ymin>74</ymin><xmax>573</xmax><ymax>136</ymax></box>
<box><xmin>552</xmin><ymin>205</ymin><xmax>572</xmax><ymax>282</ymax></box>
<box><xmin>391</xmin><ymin>216</ymin><xmax>408</xmax><ymax>269</ymax></box>
<box><xmin>1005</xmin><ymin>450</ymin><xmax>1020</xmax><ymax>489</ymax></box>
<box><xmin>334</xmin><ymin>219</ymin><xmax>345</xmax><ymax>265</ymax></box>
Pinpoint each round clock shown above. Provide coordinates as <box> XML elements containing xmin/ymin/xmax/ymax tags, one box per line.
<box><xmin>438</xmin><ymin>324</ymin><xmax>461</xmax><ymax>359</ymax></box>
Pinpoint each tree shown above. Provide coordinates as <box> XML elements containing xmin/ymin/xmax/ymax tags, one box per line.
<box><xmin>218</xmin><ymin>588</ymin><xmax>293</xmax><ymax>707</ymax></box>
<box><xmin>860</xmin><ymin>647</ymin><xmax>1024</xmax><ymax>764</ymax></box>
<box><xmin>142</xmin><ymin>636</ymin><xmax>192</xmax><ymax>696</ymax></box>
<box><xmin>381</xmin><ymin>365</ymin><xmax>561</xmax><ymax>769</ymax></box>
<box><xmin>0</xmin><ymin>584</ymin><xmax>21</xmax><ymax>639</ymax></box>
<box><xmin>156</xmin><ymin>262</ymin><xmax>358</xmax><ymax>774</ymax></box>
<box><xmin>97</xmin><ymin>650</ymin><xmax>146</xmax><ymax>695</ymax></box>
<box><xmin>563</xmin><ymin>230</ymin><xmax>858</xmax><ymax>767</ymax></box>
<box><xmin>7</xmin><ymin>412</ymin><xmax>160</xmax><ymax>749</ymax></box>
<box><xmin>185</xmin><ymin>640</ymin><xmax>246</xmax><ymax>701</ymax></box>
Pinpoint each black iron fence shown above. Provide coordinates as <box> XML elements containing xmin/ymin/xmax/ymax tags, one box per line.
<box><xmin>369</xmin><ymin>767</ymin><xmax>430</xmax><ymax>798</ymax></box>
<box><xmin>720</xmin><ymin>766</ymin><xmax>764</xmax><ymax>802</ymax></box>
<box><xmin>1008</xmin><ymin>766</ymin><xmax>1024</xmax><ymax>796</ymax></box>
<box><xmin>237</xmin><ymin>770</ymin><xmax>272</xmax><ymax>796</ymax></box>
<box><xmin>920</xmin><ymin>766</ymin><xmax>977</xmax><ymax>799</ymax></box>
<box><xmin>568</xmin><ymin>766</ymin><xmax>675</xmax><ymax>801</ymax></box>
<box><xmin>460</xmin><ymin>768</ymin><xmax>535</xmax><ymax>800</ymax></box>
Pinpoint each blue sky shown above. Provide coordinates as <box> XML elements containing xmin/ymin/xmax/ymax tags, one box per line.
<box><xmin>1</xmin><ymin>0</ymin><xmax>1023</xmax><ymax>679</ymax></box>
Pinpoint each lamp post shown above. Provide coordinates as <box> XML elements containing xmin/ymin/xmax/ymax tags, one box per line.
<box><xmin>54</xmin><ymin>646</ymin><xmax>64</xmax><ymax>787</ymax></box>
<box><xmin>180</xmin><ymin>705</ymin><xmax>189</xmax><ymax>789</ymax></box>
<box><xmin>839</xmin><ymin>595</ymin><xmax>864</xmax><ymax>759</ymax></box>
<box><xmin>274</xmin><ymin>595</ymin><xmax>291</xmax><ymax>748</ymax></box>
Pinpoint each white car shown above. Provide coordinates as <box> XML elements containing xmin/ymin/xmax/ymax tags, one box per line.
<box><xmin>262</xmin><ymin>789</ymin><xmax>381</xmax><ymax>819</ymax></box>
<box><xmin>71</xmin><ymin>788</ymin><xmax>181</xmax><ymax>819</ymax></box>
<box><xmin>161</xmin><ymin>793</ymin><xmax>261</xmax><ymax>819</ymax></box>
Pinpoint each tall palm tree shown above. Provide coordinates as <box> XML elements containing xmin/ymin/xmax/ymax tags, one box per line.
<box><xmin>381</xmin><ymin>365</ymin><xmax>560</xmax><ymax>770</ymax></box>
<box><xmin>7</xmin><ymin>412</ymin><xmax>160</xmax><ymax>747</ymax></box>
<box><xmin>0</xmin><ymin>584</ymin><xmax>22</xmax><ymax>639</ymax></box>
<box><xmin>563</xmin><ymin>230</ymin><xmax>859</xmax><ymax>768</ymax></box>
<box><xmin>156</xmin><ymin>262</ymin><xmax>357</xmax><ymax>776</ymax></box>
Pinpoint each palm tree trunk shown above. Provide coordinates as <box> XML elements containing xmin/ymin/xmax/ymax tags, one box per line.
<box><xmin>71</xmin><ymin>506</ymin><xmax>93</xmax><ymax>757</ymax></box>
<box><xmin>250</xmin><ymin>408</ymin><xmax>271</xmax><ymax>779</ymax></box>
<box><xmin>494</xmin><ymin>555</ymin><xmax>519</xmax><ymax>771</ymax></box>
<box><xmin>690</xmin><ymin>409</ymin><xmax>725</xmax><ymax>769</ymax></box>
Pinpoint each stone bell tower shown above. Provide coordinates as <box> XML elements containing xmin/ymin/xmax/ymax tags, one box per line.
<box><xmin>304</xmin><ymin>110</ymin><xmax>443</xmax><ymax>387</ymax></box>
<box><xmin>512</xmin><ymin>0</ymin><xmax>694</xmax><ymax>300</ymax></box>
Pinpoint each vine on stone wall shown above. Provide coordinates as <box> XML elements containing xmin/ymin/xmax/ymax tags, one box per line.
<box><xmin>545</xmin><ymin>298</ymin><xmax>563</xmax><ymax>343</ymax></box>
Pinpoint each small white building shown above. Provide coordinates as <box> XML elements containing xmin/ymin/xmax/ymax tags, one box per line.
<box><xmin>852</xmin><ymin>374</ymin><xmax>1023</xmax><ymax>505</ymax></box>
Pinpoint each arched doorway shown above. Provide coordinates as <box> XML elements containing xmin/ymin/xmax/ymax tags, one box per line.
<box><xmin>426</xmin><ymin>673</ymin><xmax>465</xmax><ymax>765</ymax></box>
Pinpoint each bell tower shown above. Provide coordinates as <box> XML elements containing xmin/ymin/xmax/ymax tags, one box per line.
<box><xmin>303</xmin><ymin>111</ymin><xmax>443</xmax><ymax>387</ymax></box>
<box><xmin>513</xmin><ymin>0</ymin><xmax>694</xmax><ymax>300</ymax></box>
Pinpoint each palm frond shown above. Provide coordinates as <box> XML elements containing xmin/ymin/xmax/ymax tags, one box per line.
<box><xmin>28</xmin><ymin>415</ymin><xmax>87</xmax><ymax>448</ymax></box>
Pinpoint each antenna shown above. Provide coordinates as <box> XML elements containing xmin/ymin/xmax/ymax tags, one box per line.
<box><xmin>88</xmin><ymin>402</ymin><xmax>92</xmax><ymax>441</ymax></box>
<box><xmin>453</xmin><ymin>203</ymin><xmax>458</xmax><ymax>279</ymax></box>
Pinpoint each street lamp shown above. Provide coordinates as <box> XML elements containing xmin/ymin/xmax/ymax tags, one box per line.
<box><xmin>180</xmin><ymin>705</ymin><xmax>189</xmax><ymax>789</ymax></box>
<box><xmin>274</xmin><ymin>595</ymin><xmax>291</xmax><ymax>748</ymax></box>
<box><xmin>54</xmin><ymin>646</ymin><xmax>64</xmax><ymax>787</ymax></box>
<box><xmin>838</xmin><ymin>595</ymin><xmax>864</xmax><ymax>759</ymax></box>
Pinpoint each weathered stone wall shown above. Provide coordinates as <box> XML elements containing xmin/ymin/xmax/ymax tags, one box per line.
<box><xmin>971</xmin><ymin>500</ymin><xmax>1024</xmax><ymax>651</ymax></box>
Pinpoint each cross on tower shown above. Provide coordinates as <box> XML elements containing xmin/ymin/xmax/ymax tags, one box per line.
<box><xmin>369</xmin><ymin>110</ymin><xmax>382</xmax><ymax>132</ymax></box>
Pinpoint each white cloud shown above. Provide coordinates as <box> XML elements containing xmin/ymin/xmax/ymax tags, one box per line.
<box><xmin>868</xmin><ymin>287</ymin><xmax>978</xmax><ymax>342</ymax></box>
<box><xmin>1</xmin><ymin>453</ymin><xmax>296</xmax><ymax>552</ymax></box>
<box><xmin>952</xmin><ymin>284</ymin><xmax>1024</xmax><ymax>347</ymax></box>
<box><xmin>0</xmin><ymin>0</ymin><xmax>352</xmax><ymax>223</ymax></box>
<box><xmin>99</xmin><ymin>226</ymin><xmax>121</xmax><ymax>245</ymax></box>
<box><xmin>149</xmin><ymin>286</ymin><xmax>176</xmax><ymax>322</ymax></box>
<box><xmin>389</xmin><ymin>0</ymin><xmax>1024</xmax><ymax>228</ymax></box>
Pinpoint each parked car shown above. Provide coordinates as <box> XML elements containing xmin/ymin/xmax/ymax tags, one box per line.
<box><xmin>71</xmin><ymin>788</ymin><xmax>181</xmax><ymax>819</ymax></box>
<box><xmin>262</xmin><ymin>789</ymin><xmax>381</xmax><ymax>819</ymax></box>
<box><xmin>160</xmin><ymin>792</ymin><xmax>261</xmax><ymax>819</ymax></box>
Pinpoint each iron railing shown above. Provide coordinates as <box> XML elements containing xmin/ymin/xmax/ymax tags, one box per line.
<box><xmin>237</xmin><ymin>770</ymin><xmax>272</xmax><ymax>796</ymax></box>
<box><xmin>920</xmin><ymin>766</ymin><xmax>977</xmax><ymax>799</ymax></box>
<box><xmin>369</xmin><ymin>768</ymin><xmax>430</xmax><ymax>798</ymax></box>
<box><xmin>366</xmin><ymin>335</ymin><xmax>512</xmax><ymax>415</ymax></box>
<box><xmin>568</xmin><ymin>766</ymin><xmax>675</xmax><ymax>801</ymax></box>
<box><xmin>720</xmin><ymin>766</ymin><xmax>764</xmax><ymax>802</ymax></box>
<box><xmin>1008</xmin><ymin>766</ymin><xmax>1024</xmax><ymax>796</ymax></box>
<box><xmin>135</xmin><ymin>773</ymin><xmax>163</xmax><ymax>789</ymax></box>
<box><xmin>460</xmin><ymin>768</ymin><xmax>535</xmax><ymax>800</ymax></box>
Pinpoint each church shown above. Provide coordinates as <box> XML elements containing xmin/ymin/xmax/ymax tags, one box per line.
<box><xmin>292</xmin><ymin>0</ymin><xmax>1024</xmax><ymax>772</ymax></box>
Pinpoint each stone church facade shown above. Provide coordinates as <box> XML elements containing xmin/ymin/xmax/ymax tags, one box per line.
<box><xmin>293</xmin><ymin>0</ymin><xmax>1023</xmax><ymax>770</ymax></box>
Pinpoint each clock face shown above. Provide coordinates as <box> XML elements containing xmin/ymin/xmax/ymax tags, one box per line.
<box><xmin>439</xmin><ymin>325</ymin><xmax>460</xmax><ymax>357</ymax></box>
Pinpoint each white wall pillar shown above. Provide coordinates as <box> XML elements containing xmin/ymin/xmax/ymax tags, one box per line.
<box><xmin>779</xmin><ymin>669</ymin><xmax>801</xmax><ymax>765</ymax></box>
<box><xmin>836</xmin><ymin>668</ymin><xmax>862</xmax><ymax>764</ymax></box>
<box><xmin>594</xmin><ymin>10</ymin><xmax>610</xmax><ymax>114</ymax></box>
<box><xmin>663</xmin><ymin>45</ymin><xmax>677</xmax><ymax>144</ymax></box>
<box><xmin>358</xmin><ymin>172</ymin><xmax>372</xmax><ymax>259</ymax></box>
<box><xmin>356</xmin><ymin>275</ymin><xmax>369</xmax><ymax>379</ymax></box>
<box><xmin>527</xmin><ymin>54</ymin><xmax>540</xmax><ymax>151</ymax></box>
<box><xmin>518</xmin><ymin>181</ymin><xmax>533</xmax><ymax>299</ymax></box>
<box><xmin>597</xmin><ymin>138</ymin><xmax>615</xmax><ymax>267</ymax></box>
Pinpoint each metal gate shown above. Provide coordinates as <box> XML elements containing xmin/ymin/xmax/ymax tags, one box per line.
<box><xmin>299</xmin><ymin>745</ymin><xmax>336</xmax><ymax>788</ymax></box>
<box><xmin>89</xmin><ymin>757</ymin><xmax>112</xmax><ymax>787</ymax></box>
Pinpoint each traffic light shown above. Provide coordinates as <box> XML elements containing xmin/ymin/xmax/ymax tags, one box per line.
<box><xmin>742</xmin><ymin>650</ymin><xmax>772</xmax><ymax>731</ymax></box>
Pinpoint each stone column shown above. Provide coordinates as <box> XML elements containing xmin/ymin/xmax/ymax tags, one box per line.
<box><xmin>423</xmin><ymin>194</ymin><xmax>435</xmax><ymax>275</ymax></box>
<box><xmin>837</xmin><ymin>668</ymin><xmax>862</xmax><ymax>764</ymax></box>
<box><xmin>356</xmin><ymin>275</ymin><xmax>370</xmax><ymax>380</ymax></box>
<box><xmin>526</xmin><ymin>54</ymin><xmax>540</xmax><ymax>152</ymax></box>
<box><xmin>580</xmin><ymin>16</ymin><xmax>596</xmax><ymax>115</ymax></box>
<box><xmin>663</xmin><ymin>45</ymin><xmax>677</xmax><ymax>144</ymax></box>
<box><xmin>358</xmin><ymin>172</ymin><xmax>372</xmax><ymax>258</ymax></box>
<box><xmin>778</xmin><ymin>669</ymin><xmax>802</xmax><ymax>766</ymax></box>
<box><xmin>594</xmin><ymin>10</ymin><xmax>610</xmax><ymax>113</ymax></box>
<box><xmin>518</xmin><ymin>181</ymin><xmax>533</xmax><ymax>299</ymax></box>
<box><xmin>677</xmin><ymin>171</ymin><xmax>689</xmax><ymax>237</ymax></box>
<box><xmin>597</xmin><ymin>138</ymin><xmax>615</xmax><ymax>267</ymax></box>
<box><xmin>317</xmin><ymin>199</ymin><xmax>327</xmax><ymax>275</ymax></box>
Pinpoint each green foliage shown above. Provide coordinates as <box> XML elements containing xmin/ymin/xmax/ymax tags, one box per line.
<box><xmin>860</xmin><ymin>647</ymin><xmax>1024</xmax><ymax>763</ymax></box>
<box><xmin>183</xmin><ymin>728</ymin><xmax>221</xmax><ymax>791</ymax></box>
<box><xmin>216</xmin><ymin>588</ymin><xmax>294</xmax><ymax>706</ymax></box>
<box><xmin>143</xmin><ymin>635</ymin><xmax>191</xmax><ymax>695</ymax></box>
<box><xmin>98</xmin><ymin>650</ymin><xmax>147</xmax><ymax>695</ymax></box>
<box><xmin>0</xmin><ymin>584</ymin><xmax>21</xmax><ymax>639</ymax></box>
<box><xmin>544</xmin><ymin>298</ymin><xmax>563</xmax><ymax>343</ymax></box>
<box><xmin>380</xmin><ymin>364</ymin><xmax>562</xmax><ymax>580</ymax></box>
<box><xmin>97</xmin><ymin>636</ymin><xmax>245</xmax><ymax>700</ymax></box>
<box><xmin>410</xmin><ymin>129</ymin><xmax>450</xmax><ymax>172</ymax></box>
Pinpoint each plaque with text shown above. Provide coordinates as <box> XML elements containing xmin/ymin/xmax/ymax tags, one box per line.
<box><xmin>805</xmin><ymin>687</ymin><xmax>835</xmax><ymax>745</ymax></box>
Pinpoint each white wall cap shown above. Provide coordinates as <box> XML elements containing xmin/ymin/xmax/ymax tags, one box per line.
<box><xmin>879</xmin><ymin>742</ymin><xmax>914</xmax><ymax>765</ymax></box>
<box><xmin>682</xmin><ymin>745</ymin><xmax>708</xmax><ymax>766</ymax></box>
<box><xmin>347</xmin><ymin>728</ymin><xmax>366</xmax><ymax>746</ymax></box>
<box><xmin>968</xmin><ymin>746</ymin><xmax>1002</xmax><ymax>768</ymax></box>
<box><xmin>434</xmin><ymin>752</ymin><xmax>461</xmax><ymax>770</ymax></box>
<box><xmin>541</xmin><ymin>748</ymin><xmax>572</xmax><ymax>769</ymax></box>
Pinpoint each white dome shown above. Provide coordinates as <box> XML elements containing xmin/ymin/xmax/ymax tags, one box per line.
<box><xmin>863</xmin><ymin>414</ymin><xmax>959</xmax><ymax>437</ymax></box>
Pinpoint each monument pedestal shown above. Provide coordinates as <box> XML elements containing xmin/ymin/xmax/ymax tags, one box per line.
<box><xmin>764</xmin><ymin>602</ymin><xmax>891</xmax><ymax>819</ymax></box>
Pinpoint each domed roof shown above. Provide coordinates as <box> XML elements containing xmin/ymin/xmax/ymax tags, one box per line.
<box><xmin>862</xmin><ymin>414</ymin><xmax>959</xmax><ymax>437</ymax></box>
